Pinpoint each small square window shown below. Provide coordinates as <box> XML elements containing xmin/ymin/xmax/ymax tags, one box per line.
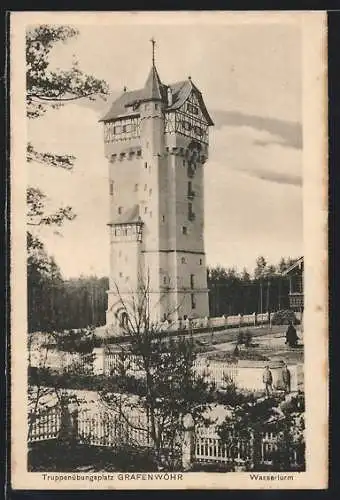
<box><xmin>182</xmin><ymin>226</ymin><xmax>187</xmax><ymax>235</ymax></box>
<box><xmin>118</xmin><ymin>207</ymin><xmax>123</xmax><ymax>214</ymax></box>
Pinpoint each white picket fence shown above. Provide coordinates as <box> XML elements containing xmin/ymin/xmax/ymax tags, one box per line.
<box><xmin>77</xmin><ymin>410</ymin><xmax>152</xmax><ymax>448</ymax></box>
<box><xmin>28</xmin><ymin>406</ymin><xmax>61</xmax><ymax>442</ymax></box>
<box><xmin>160</xmin><ymin>312</ymin><xmax>269</xmax><ymax>333</ymax></box>
<box><xmin>195</xmin><ymin>425</ymin><xmax>252</xmax><ymax>464</ymax></box>
<box><xmin>28</xmin><ymin>406</ymin><xmax>300</xmax><ymax>467</ymax></box>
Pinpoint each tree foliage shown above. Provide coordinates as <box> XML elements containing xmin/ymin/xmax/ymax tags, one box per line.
<box><xmin>26</xmin><ymin>25</ymin><xmax>108</xmax><ymax>119</ymax></box>
<box><xmin>217</xmin><ymin>393</ymin><xmax>305</xmax><ymax>471</ymax></box>
<box><xmin>28</xmin><ymin>265</ymin><xmax>109</xmax><ymax>333</ymax></box>
<box><xmin>99</xmin><ymin>279</ymin><xmax>214</xmax><ymax>469</ymax></box>
<box><xmin>207</xmin><ymin>256</ymin><xmax>300</xmax><ymax>316</ymax></box>
<box><xmin>26</xmin><ymin>24</ymin><xmax>109</xmax><ymax>265</ymax></box>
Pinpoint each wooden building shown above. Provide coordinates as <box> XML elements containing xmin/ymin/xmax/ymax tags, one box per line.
<box><xmin>282</xmin><ymin>256</ymin><xmax>304</xmax><ymax>313</ymax></box>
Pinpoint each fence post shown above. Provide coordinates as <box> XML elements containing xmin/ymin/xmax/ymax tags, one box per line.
<box><xmin>182</xmin><ymin>414</ymin><xmax>195</xmax><ymax>471</ymax></box>
<box><xmin>59</xmin><ymin>395</ymin><xmax>79</xmax><ymax>443</ymax></box>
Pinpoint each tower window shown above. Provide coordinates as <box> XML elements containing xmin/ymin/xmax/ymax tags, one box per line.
<box><xmin>199</xmin><ymin>258</ymin><xmax>203</xmax><ymax>265</ymax></box>
<box><xmin>182</xmin><ymin>226</ymin><xmax>187</xmax><ymax>235</ymax></box>
<box><xmin>149</xmin><ymin>188</ymin><xmax>152</xmax><ymax>196</ymax></box>
<box><xmin>149</xmin><ymin>211</ymin><xmax>152</xmax><ymax>218</ymax></box>
<box><xmin>144</xmin><ymin>162</ymin><xmax>148</xmax><ymax>169</ymax></box>
<box><xmin>188</xmin><ymin>203</ymin><xmax>193</xmax><ymax>220</ymax></box>
<box><xmin>155</xmin><ymin>104</ymin><xmax>159</xmax><ymax>110</ymax></box>
<box><xmin>183</xmin><ymin>159</ymin><xmax>186</xmax><ymax>167</ymax></box>
<box><xmin>181</xmin><ymin>257</ymin><xmax>186</xmax><ymax>264</ymax></box>
<box><xmin>144</xmin><ymin>184</ymin><xmax>147</xmax><ymax>191</ymax></box>
<box><xmin>119</xmin><ymin>272</ymin><xmax>123</xmax><ymax>278</ymax></box>
<box><xmin>187</xmin><ymin>103</ymin><xmax>199</xmax><ymax>115</ymax></box>
<box><xmin>163</xmin><ymin>276</ymin><xmax>167</xmax><ymax>284</ymax></box>
<box><xmin>118</xmin><ymin>250</ymin><xmax>122</xmax><ymax>258</ymax></box>
<box><xmin>134</xmin><ymin>183</ymin><xmax>139</xmax><ymax>192</ymax></box>
<box><xmin>144</xmin><ymin>206</ymin><xmax>148</xmax><ymax>214</ymax></box>
<box><xmin>118</xmin><ymin>207</ymin><xmax>123</xmax><ymax>215</ymax></box>
<box><xmin>190</xmin><ymin>274</ymin><xmax>195</xmax><ymax>289</ymax></box>
<box><xmin>109</xmin><ymin>182</ymin><xmax>114</xmax><ymax>196</ymax></box>
<box><xmin>162</xmin><ymin>215</ymin><xmax>165</xmax><ymax>222</ymax></box>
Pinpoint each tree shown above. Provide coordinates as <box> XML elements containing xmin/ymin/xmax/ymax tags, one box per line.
<box><xmin>26</xmin><ymin>25</ymin><xmax>109</xmax><ymax>249</ymax></box>
<box><xmin>99</xmin><ymin>278</ymin><xmax>214</xmax><ymax>470</ymax></box>
<box><xmin>217</xmin><ymin>396</ymin><xmax>281</xmax><ymax>470</ymax></box>
<box><xmin>241</xmin><ymin>267</ymin><xmax>251</xmax><ymax>282</ymax></box>
<box><xmin>270</xmin><ymin>393</ymin><xmax>305</xmax><ymax>471</ymax></box>
<box><xmin>26</xmin><ymin>25</ymin><xmax>109</xmax><ymax>333</ymax></box>
<box><xmin>28</xmin><ymin>326</ymin><xmax>97</xmax><ymax>441</ymax></box>
<box><xmin>254</xmin><ymin>256</ymin><xmax>268</xmax><ymax>280</ymax></box>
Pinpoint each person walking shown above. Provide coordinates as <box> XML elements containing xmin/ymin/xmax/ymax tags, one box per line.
<box><xmin>282</xmin><ymin>362</ymin><xmax>291</xmax><ymax>393</ymax></box>
<box><xmin>263</xmin><ymin>365</ymin><xmax>273</xmax><ymax>397</ymax></box>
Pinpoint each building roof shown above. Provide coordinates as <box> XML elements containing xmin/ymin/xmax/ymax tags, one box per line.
<box><xmin>100</xmin><ymin>68</ymin><xmax>214</xmax><ymax>126</ymax></box>
<box><xmin>141</xmin><ymin>65</ymin><xmax>163</xmax><ymax>101</ymax></box>
<box><xmin>282</xmin><ymin>256</ymin><xmax>304</xmax><ymax>276</ymax></box>
<box><xmin>107</xmin><ymin>204</ymin><xmax>142</xmax><ymax>225</ymax></box>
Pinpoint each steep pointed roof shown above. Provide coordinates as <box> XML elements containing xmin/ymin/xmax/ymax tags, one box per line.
<box><xmin>140</xmin><ymin>65</ymin><xmax>163</xmax><ymax>102</ymax></box>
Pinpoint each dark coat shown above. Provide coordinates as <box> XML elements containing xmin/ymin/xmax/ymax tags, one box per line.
<box><xmin>286</xmin><ymin>324</ymin><xmax>298</xmax><ymax>345</ymax></box>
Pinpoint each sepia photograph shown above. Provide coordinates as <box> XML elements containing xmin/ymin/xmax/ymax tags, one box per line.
<box><xmin>10</xmin><ymin>11</ymin><xmax>328</xmax><ymax>489</ymax></box>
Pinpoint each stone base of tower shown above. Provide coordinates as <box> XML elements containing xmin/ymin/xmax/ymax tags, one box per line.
<box><xmin>105</xmin><ymin>287</ymin><xmax>209</xmax><ymax>335</ymax></box>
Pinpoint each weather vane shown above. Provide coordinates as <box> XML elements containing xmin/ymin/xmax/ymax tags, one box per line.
<box><xmin>150</xmin><ymin>37</ymin><xmax>156</xmax><ymax>66</ymax></box>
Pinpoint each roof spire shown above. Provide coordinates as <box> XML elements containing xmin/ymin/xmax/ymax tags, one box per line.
<box><xmin>150</xmin><ymin>37</ymin><xmax>156</xmax><ymax>66</ymax></box>
<box><xmin>141</xmin><ymin>38</ymin><xmax>163</xmax><ymax>102</ymax></box>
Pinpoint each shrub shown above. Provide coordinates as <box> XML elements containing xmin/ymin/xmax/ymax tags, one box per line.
<box><xmin>237</xmin><ymin>329</ymin><xmax>252</xmax><ymax>347</ymax></box>
<box><xmin>271</xmin><ymin>310</ymin><xmax>300</xmax><ymax>325</ymax></box>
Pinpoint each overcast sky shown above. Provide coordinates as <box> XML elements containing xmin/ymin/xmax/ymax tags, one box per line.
<box><xmin>28</xmin><ymin>15</ymin><xmax>303</xmax><ymax>278</ymax></box>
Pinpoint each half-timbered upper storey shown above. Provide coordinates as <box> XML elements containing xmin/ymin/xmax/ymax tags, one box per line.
<box><xmin>100</xmin><ymin>70</ymin><xmax>214</xmax><ymax>145</ymax></box>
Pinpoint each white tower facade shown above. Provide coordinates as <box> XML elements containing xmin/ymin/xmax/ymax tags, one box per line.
<box><xmin>101</xmin><ymin>47</ymin><xmax>214</xmax><ymax>331</ymax></box>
